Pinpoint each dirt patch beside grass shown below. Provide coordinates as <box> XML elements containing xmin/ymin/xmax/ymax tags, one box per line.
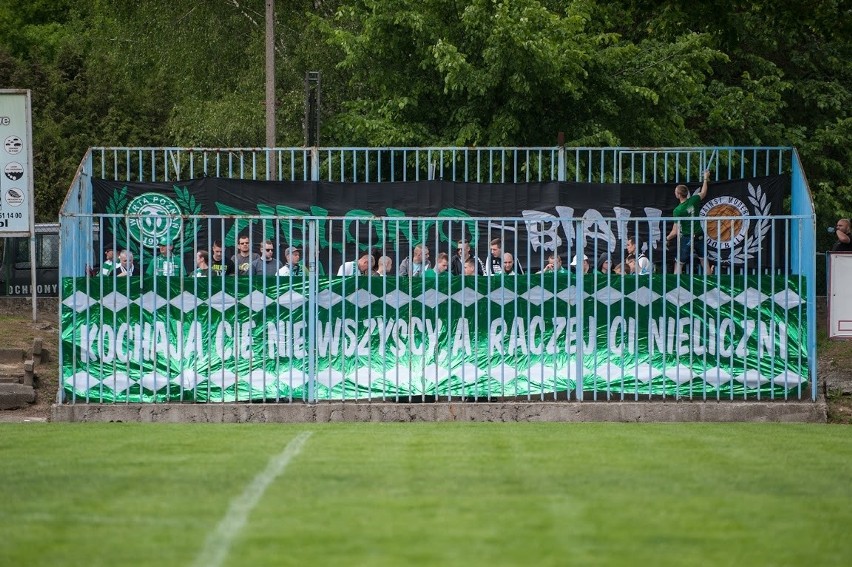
<box><xmin>816</xmin><ymin>299</ymin><xmax>852</xmax><ymax>423</ymax></box>
<box><xmin>0</xmin><ymin>298</ymin><xmax>59</xmax><ymax>421</ymax></box>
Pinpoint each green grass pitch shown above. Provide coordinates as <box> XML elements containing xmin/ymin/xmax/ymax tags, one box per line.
<box><xmin>1</xmin><ymin>423</ymin><xmax>850</xmax><ymax>566</ymax></box>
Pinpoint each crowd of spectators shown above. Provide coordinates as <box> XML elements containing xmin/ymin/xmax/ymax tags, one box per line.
<box><xmin>93</xmin><ymin>232</ymin><xmax>695</xmax><ymax>280</ymax></box>
<box><xmin>93</xmin><ymin>168</ymin><xmax>781</xmax><ymax>280</ymax></box>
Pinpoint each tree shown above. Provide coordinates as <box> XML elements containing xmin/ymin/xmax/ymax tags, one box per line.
<box><xmin>1</xmin><ymin>0</ymin><xmax>849</xmax><ymax>229</ymax></box>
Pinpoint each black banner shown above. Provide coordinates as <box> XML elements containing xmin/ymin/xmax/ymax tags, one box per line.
<box><xmin>92</xmin><ymin>176</ymin><xmax>789</xmax><ymax>274</ymax></box>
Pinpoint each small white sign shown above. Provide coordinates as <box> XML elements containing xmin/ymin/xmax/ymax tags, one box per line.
<box><xmin>0</xmin><ymin>90</ymin><xmax>33</xmax><ymax>235</ymax></box>
<box><xmin>4</xmin><ymin>161</ymin><xmax>23</xmax><ymax>180</ymax></box>
<box><xmin>3</xmin><ymin>135</ymin><xmax>23</xmax><ymax>155</ymax></box>
<box><xmin>5</xmin><ymin>187</ymin><xmax>24</xmax><ymax>206</ymax></box>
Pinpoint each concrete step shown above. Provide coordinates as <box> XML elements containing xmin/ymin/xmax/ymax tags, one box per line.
<box><xmin>0</xmin><ymin>362</ymin><xmax>26</xmax><ymax>378</ymax></box>
<box><xmin>0</xmin><ymin>348</ymin><xmax>24</xmax><ymax>364</ymax></box>
<box><xmin>0</xmin><ymin>383</ymin><xmax>35</xmax><ymax>410</ymax></box>
<box><xmin>0</xmin><ymin>360</ymin><xmax>35</xmax><ymax>387</ymax></box>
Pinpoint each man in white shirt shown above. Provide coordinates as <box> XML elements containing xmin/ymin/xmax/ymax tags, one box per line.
<box><xmin>116</xmin><ymin>250</ymin><xmax>134</xmax><ymax>276</ymax></box>
<box><xmin>278</xmin><ymin>246</ymin><xmax>304</xmax><ymax>277</ymax></box>
<box><xmin>337</xmin><ymin>254</ymin><xmax>373</xmax><ymax>276</ymax></box>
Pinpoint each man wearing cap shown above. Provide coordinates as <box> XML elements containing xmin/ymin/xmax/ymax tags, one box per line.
<box><xmin>148</xmin><ymin>239</ymin><xmax>184</xmax><ymax>277</ymax></box>
<box><xmin>570</xmin><ymin>254</ymin><xmax>591</xmax><ymax>274</ymax></box>
<box><xmin>100</xmin><ymin>245</ymin><xmax>115</xmax><ymax>275</ymax></box>
<box><xmin>277</xmin><ymin>246</ymin><xmax>304</xmax><ymax>277</ymax></box>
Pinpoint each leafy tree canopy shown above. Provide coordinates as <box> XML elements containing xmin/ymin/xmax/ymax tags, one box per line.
<box><xmin>0</xmin><ymin>0</ymin><xmax>848</xmax><ymax>233</ymax></box>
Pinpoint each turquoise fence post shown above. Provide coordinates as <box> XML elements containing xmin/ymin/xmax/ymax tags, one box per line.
<box><xmin>307</xmin><ymin>218</ymin><xmax>318</xmax><ymax>402</ymax></box>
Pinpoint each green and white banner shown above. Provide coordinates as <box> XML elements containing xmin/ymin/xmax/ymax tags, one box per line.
<box><xmin>61</xmin><ymin>275</ymin><xmax>807</xmax><ymax>402</ymax></box>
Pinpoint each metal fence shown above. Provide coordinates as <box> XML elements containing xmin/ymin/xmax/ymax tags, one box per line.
<box><xmin>86</xmin><ymin>146</ymin><xmax>789</xmax><ymax>184</ymax></box>
<box><xmin>59</xmin><ymin>213</ymin><xmax>813</xmax><ymax>404</ymax></box>
<box><xmin>58</xmin><ymin>146</ymin><xmax>817</xmax><ymax>404</ymax></box>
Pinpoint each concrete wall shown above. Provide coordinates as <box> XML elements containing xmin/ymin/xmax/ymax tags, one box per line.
<box><xmin>52</xmin><ymin>400</ymin><xmax>827</xmax><ymax>423</ymax></box>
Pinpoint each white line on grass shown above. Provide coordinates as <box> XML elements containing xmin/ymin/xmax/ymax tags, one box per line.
<box><xmin>191</xmin><ymin>431</ymin><xmax>312</xmax><ymax>567</ymax></box>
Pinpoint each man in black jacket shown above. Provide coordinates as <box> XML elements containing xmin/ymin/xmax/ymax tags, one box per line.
<box><xmin>450</xmin><ymin>239</ymin><xmax>484</xmax><ymax>275</ymax></box>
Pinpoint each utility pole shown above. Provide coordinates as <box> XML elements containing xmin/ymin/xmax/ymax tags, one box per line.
<box><xmin>304</xmin><ymin>72</ymin><xmax>321</xmax><ymax>147</ymax></box>
<box><xmin>305</xmin><ymin>71</ymin><xmax>321</xmax><ymax>181</ymax></box>
<box><xmin>265</xmin><ymin>0</ymin><xmax>276</xmax><ymax>179</ymax></box>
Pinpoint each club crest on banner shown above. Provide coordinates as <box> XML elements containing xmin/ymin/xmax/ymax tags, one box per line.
<box><xmin>701</xmin><ymin>183</ymin><xmax>771</xmax><ymax>265</ymax></box>
<box><xmin>125</xmin><ymin>193</ymin><xmax>184</xmax><ymax>247</ymax></box>
<box><xmin>105</xmin><ymin>186</ymin><xmax>201</xmax><ymax>262</ymax></box>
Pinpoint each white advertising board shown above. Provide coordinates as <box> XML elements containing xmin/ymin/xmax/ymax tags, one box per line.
<box><xmin>0</xmin><ymin>90</ymin><xmax>34</xmax><ymax>235</ymax></box>
<box><xmin>828</xmin><ymin>252</ymin><xmax>852</xmax><ymax>339</ymax></box>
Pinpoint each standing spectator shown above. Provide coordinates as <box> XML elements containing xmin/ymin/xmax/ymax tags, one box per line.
<box><xmin>486</xmin><ymin>238</ymin><xmax>504</xmax><ymax>275</ymax></box>
<box><xmin>193</xmin><ymin>250</ymin><xmax>210</xmax><ymax>277</ymax></box>
<box><xmin>148</xmin><ymin>239</ymin><xmax>183</xmax><ymax>276</ymax></box>
<box><xmin>210</xmin><ymin>241</ymin><xmax>232</xmax><ymax>277</ymax></box>
<box><xmin>231</xmin><ymin>235</ymin><xmax>258</xmax><ymax>276</ymax></box>
<box><xmin>338</xmin><ymin>254</ymin><xmax>374</xmax><ymax>276</ymax></box>
<box><xmin>831</xmin><ymin>218</ymin><xmax>852</xmax><ymax>252</ymax></box>
<box><xmin>100</xmin><ymin>245</ymin><xmax>115</xmax><ymax>275</ymax></box>
<box><xmin>666</xmin><ymin>169</ymin><xmax>711</xmax><ymax>274</ymax></box>
<box><xmin>451</xmin><ymin>239</ymin><xmax>484</xmax><ymax>275</ymax></box>
<box><xmin>278</xmin><ymin>246</ymin><xmax>304</xmax><ymax>276</ymax></box>
<box><xmin>626</xmin><ymin>236</ymin><xmax>653</xmax><ymax>274</ymax></box>
<box><xmin>398</xmin><ymin>244</ymin><xmax>431</xmax><ymax>276</ymax></box>
<box><xmin>252</xmin><ymin>240</ymin><xmax>283</xmax><ymax>276</ymax></box>
<box><xmin>596</xmin><ymin>253</ymin><xmax>611</xmax><ymax>273</ymax></box>
<box><xmin>116</xmin><ymin>250</ymin><xmax>134</xmax><ymax>277</ymax></box>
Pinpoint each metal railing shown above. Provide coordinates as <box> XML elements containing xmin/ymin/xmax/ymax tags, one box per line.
<box><xmin>58</xmin><ymin>213</ymin><xmax>813</xmax><ymax>404</ymax></box>
<box><xmin>86</xmin><ymin>146</ymin><xmax>791</xmax><ymax>184</ymax></box>
<box><xmin>58</xmin><ymin>146</ymin><xmax>817</xmax><ymax>404</ymax></box>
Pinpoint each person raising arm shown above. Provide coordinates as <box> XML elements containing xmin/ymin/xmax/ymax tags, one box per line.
<box><xmin>666</xmin><ymin>169</ymin><xmax>711</xmax><ymax>274</ymax></box>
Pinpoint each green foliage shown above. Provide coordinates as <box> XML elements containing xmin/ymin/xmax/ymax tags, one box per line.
<box><xmin>0</xmin><ymin>0</ymin><xmax>849</xmax><ymax>231</ymax></box>
<box><xmin>617</xmin><ymin>0</ymin><xmax>851</xmax><ymax>228</ymax></box>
